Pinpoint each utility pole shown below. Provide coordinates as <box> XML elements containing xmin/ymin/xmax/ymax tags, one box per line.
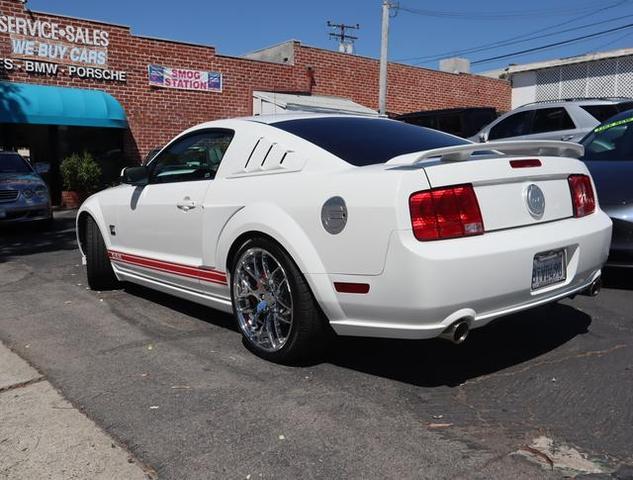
<box><xmin>327</xmin><ymin>21</ymin><xmax>360</xmax><ymax>54</ymax></box>
<box><xmin>378</xmin><ymin>1</ymin><xmax>396</xmax><ymax>115</ymax></box>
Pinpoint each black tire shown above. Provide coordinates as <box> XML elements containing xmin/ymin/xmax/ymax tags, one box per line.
<box><xmin>85</xmin><ymin>217</ymin><xmax>119</xmax><ymax>290</ymax></box>
<box><xmin>230</xmin><ymin>237</ymin><xmax>329</xmax><ymax>364</ymax></box>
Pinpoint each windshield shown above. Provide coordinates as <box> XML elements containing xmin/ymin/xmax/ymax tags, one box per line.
<box><xmin>270</xmin><ymin>117</ymin><xmax>469</xmax><ymax>166</ymax></box>
<box><xmin>582</xmin><ymin>114</ymin><xmax>633</xmax><ymax>162</ymax></box>
<box><xmin>0</xmin><ymin>153</ymin><xmax>33</xmax><ymax>174</ymax></box>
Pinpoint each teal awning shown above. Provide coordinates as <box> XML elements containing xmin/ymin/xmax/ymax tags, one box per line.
<box><xmin>0</xmin><ymin>82</ymin><xmax>127</xmax><ymax>128</ymax></box>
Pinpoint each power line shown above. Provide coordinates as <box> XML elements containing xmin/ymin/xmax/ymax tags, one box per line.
<box><xmin>396</xmin><ymin>0</ymin><xmax>629</xmax><ymax>62</ymax></box>
<box><xmin>402</xmin><ymin>12</ymin><xmax>633</xmax><ymax>64</ymax></box>
<box><xmin>398</xmin><ymin>2</ymin><xmax>626</xmax><ymax>20</ymax></box>
<box><xmin>471</xmin><ymin>22</ymin><xmax>633</xmax><ymax>65</ymax></box>
<box><xmin>590</xmin><ymin>29</ymin><xmax>633</xmax><ymax>51</ymax></box>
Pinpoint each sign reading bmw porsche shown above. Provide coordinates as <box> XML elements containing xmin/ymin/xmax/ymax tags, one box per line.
<box><xmin>148</xmin><ymin>64</ymin><xmax>222</xmax><ymax>93</ymax></box>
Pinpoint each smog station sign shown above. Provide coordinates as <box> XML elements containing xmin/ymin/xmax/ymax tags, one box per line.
<box><xmin>0</xmin><ymin>13</ymin><xmax>127</xmax><ymax>82</ymax></box>
<box><xmin>148</xmin><ymin>64</ymin><xmax>222</xmax><ymax>92</ymax></box>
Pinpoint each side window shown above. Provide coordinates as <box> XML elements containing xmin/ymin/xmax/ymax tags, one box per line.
<box><xmin>531</xmin><ymin>107</ymin><xmax>575</xmax><ymax>134</ymax></box>
<box><xmin>488</xmin><ymin>111</ymin><xmax>532</xmax><ymax>140</ymax></box>
<box><xmin>149</xmin><ymin>129</ymin><xmax>234</xmax><ymax>184</ymax></box>
<box><xmin>581</xmin><ymin>104</ymin><xmax>620</xmax><ymax>123</ymax></box>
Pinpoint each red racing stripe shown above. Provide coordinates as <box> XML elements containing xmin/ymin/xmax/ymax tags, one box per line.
<box><xmin>108</xmin><ymin>250</ymin><xmax>227</xmax><ymax>285</ymax></box>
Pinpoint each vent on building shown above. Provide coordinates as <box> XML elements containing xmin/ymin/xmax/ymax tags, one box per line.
<box><xmin>535</xmin><ymin>56</ymin><xmax>633</xmax><ymax>101</ymax></box>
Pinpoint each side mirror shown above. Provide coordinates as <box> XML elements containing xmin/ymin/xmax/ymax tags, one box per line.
<box><xmin>479</xmin><ymin>131</ymin><xmax>488</xmax><ymax>143</ymax></box>
<box><xmin>121</xmin><ymin>166</ymin><xmax>149</xmax><ymax>185</ymax></box>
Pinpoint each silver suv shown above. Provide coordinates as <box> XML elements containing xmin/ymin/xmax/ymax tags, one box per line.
<box><xmin>470</xmin><ymin>98</ymin><xmax>633</xmax><ymax>143</ymax></box>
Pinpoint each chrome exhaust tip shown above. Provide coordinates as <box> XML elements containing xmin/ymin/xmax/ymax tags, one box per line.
<box><xmin>439</xmin><ymin>320</ymin><xmax>470</xmax><ymax>344</ymax></box>
<box><xmin>580</xmin><ymin>277</ymin><xmax>602</xmax><ymax>297</ymax></box>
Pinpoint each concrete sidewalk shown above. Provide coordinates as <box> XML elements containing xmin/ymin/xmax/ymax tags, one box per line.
<box><xmin>0</xmin><ymin>342</ymin><xmax>151</xmax><ymax>480</ymax></box>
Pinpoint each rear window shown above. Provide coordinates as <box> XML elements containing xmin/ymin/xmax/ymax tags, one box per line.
<box><xmin>581</xmin><ymin>104</ymin><xmax>620</xmax><ymax>122</ymax></box>
<box><xmin>580</xmin><ymin>102</ymin><xmax>633</xmax><ymax>122</ymax></box>
<box><xmin>617</xmin><ymin>101</ymin><xmax>633</xmax><ymax>113</ymax></box>
<box><xmin>270</xmin><ymin>117</ymin><xmax>468</xmax><ymax>166</ymax></box>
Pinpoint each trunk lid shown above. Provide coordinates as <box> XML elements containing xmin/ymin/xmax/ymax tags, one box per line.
<box><xmin>420</xmin><ymin>155</ymin><xmax>582</xmax><ymax>231</ymax></box>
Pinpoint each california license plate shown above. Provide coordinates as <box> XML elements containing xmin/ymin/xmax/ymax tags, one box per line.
<box><xmin>532</xmin><ymin>250</ymin><xmax>566</xmax><ymax>290</ymax></box>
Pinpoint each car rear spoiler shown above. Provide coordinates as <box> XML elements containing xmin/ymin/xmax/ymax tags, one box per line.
<box><xmin>386</xmin><ymin>140</ymin><xmax>585</xmax><ymax>165</ymax></box>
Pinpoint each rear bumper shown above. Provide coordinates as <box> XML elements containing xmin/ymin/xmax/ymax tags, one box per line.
<box><xmin>318</xmin><ymin>211</ymin><xmax>612</xmax><ymax>339</ymax></box>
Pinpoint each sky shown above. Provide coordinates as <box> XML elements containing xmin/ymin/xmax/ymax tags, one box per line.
<box><xmin>24</xmin><ymin>0</ymin><xmax>633</xmax><ymax>73</ymax></box>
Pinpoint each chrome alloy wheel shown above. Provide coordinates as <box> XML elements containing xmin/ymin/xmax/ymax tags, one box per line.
<box><xmin>233</xmin><ymin>247</ymin><xmax>293</xmax><ymax>352</ymax></box>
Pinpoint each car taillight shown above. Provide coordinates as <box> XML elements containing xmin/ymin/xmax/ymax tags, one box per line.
<box><xmin>568</xmin><ymin>174</ymin><xmax>596</xmax><ymax>218</ymax></box>
<box><xmin>409</xmin><ymin>184</ymin><xmax>484</xmax><ymax>241</ymax></box>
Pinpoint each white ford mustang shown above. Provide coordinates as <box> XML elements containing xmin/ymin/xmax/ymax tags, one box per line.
<box><xmin>77</xmin><ymin>114</ymin><xmax>612</xmax><ymax>363</ymax></box>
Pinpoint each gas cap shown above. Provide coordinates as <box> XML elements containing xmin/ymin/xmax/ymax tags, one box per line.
<box><xmin>321</xmin><ymin>196</ymin><xmax>347</xmax><ymax>234</ymax></box>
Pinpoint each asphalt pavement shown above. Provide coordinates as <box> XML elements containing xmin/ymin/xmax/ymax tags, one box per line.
<box><xmin>0</xmin><ymin>341</ymin><xmax>149</xmax><ymax>480</ymax></box>
<box><xmin>0</xmin><ymin>210</ymin><xmax>632</xmax><ymax>479</ymax></box>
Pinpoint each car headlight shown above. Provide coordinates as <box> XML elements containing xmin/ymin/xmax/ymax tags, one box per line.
<box><xmin>34</xmin><ymin>185</ymin><xmax>49</xmax><ymax>198</ymax></box>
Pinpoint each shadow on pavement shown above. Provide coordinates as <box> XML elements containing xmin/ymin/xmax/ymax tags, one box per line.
<box><xmin>121</xmin><ymin>282</ymin><xmax>239</xmax><ymax>333</ymax></box>
<box><xmin>326</xmin><ymin>303</ymin><xmax>591</xmax><ymax>387</ymax></box>
<box><xmin>602</xmin><ymin>266</ymin><xmax>633</xmax><ymax>290</ymax></box>
<box><xmin>0</xmin><ymin>211</ymin><xmax>77</xmax><ymax>262</ymax></box>
<box><xmin>116</xmin><ymin>281</ymin><xmax>592</xmax><ymax>388</ymax></box>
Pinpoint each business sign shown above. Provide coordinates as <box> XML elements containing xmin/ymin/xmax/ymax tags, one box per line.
<box><xmin>0</xmin><ymin>57</ymin><xmax>126</xmax><ymax>82</ymax></box>
<box><xmin>0</xmin><ymin>14</ymin><xmax>110</xmax><ymax>67</ymax></box>
<box><xmin>0</xmin><ymin>13</ymin><xmax>126</xmax><ymax>82</ymax></box>
<box><xmin>148</xmin><ymin>64</ymin><xmax>222</xmax><ymax>93</ymax></box>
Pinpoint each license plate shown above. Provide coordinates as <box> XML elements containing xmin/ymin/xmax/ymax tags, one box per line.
<box><xmin>532</xmin><ymin>250</ymin><xmax>566</xmax><ymax>290</ymax></box>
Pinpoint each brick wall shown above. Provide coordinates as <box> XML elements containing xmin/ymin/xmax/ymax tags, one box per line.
<box><xmin>0</xmin><ymin>0</ymin><xmax>510</xmax><ymax>162</ymax></box>
<box><xmin>294</xmin><ymin>44</ymin><xmax>510</xmax><ymax>114</ymax></box>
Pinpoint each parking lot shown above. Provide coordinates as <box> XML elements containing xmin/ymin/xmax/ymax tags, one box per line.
<box><xmin>1</xmin><ymin>210</ymin><xmax>632</xmax><ymax>479</ymax></box>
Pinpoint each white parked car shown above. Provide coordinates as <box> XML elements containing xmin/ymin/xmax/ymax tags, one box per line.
<box><xmin>77</xmin><ymin>114</ymin><xmax>612</xmax><ymax>363</ymax></box>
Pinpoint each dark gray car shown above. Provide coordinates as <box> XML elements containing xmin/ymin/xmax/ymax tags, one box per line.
<box><xmin>581</xmin><ymin>110</ymin><xmax>633</xmax><ymax>267</ymax></box>
<box><xmin>0</xmin><ymin>151</ymin><xmax>52</xmax><ymax>225</ymax></box>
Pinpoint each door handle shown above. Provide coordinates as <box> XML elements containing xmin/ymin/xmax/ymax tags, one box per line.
<box><xmin>176</xmin><ymin>198</ymin><xmax>197</xmax><ymax>211</ymax></box>
<box><xmin>560</xmin><ymin>135</ymin><xmax>574</xmax><ymax>141</ymax></box>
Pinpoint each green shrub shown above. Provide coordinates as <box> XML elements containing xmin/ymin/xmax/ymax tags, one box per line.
<box><xmin>60</xmin><ymin>152</ymin><xmax>101</xmax><ymax>193</ymax></box>
<box><xmin>60</xmin><ymin>153</ymin><xmax>80</xmax><ymax>191</ymax></box>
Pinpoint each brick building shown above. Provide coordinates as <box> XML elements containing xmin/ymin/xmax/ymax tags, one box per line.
<box><xmin>0</xmin><ymin>0</ymin><xmax>510</xmax><ymax>203</ymax></box>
